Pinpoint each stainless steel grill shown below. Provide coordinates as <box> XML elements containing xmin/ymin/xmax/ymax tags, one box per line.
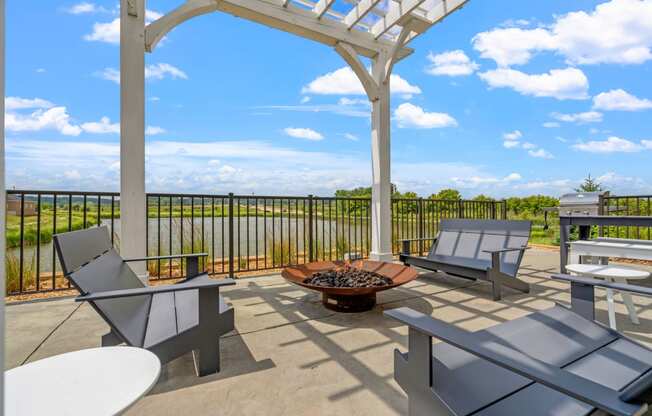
<box><xmin>558</xmin><ymin>192</ymin><xmax>606</xmax><ymax>217</ymax></box>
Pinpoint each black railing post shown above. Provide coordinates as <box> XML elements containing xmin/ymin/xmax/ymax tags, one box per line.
<box><xmin>308</xmin><ymin>194</ymin><xmax>314</xmax><ymax>262</ymax></box>
<box><xmin>418</xmin><ymin>198</ymin><xmax>424</xmax><ymax>255</ymax></box>
<box><xmin>457</xmin><ymin>200</ymin><xmax>464</xmax><ymax>219</ymax></box>
<box><xmin>228</xmin><ymin>193</ymin><xmax>235</xmax><ymax>279</ymax></box>
<box><xmin>501</xmin><ymin>200</ymin><xmax>507</xmax><ymax>220</ymax></box>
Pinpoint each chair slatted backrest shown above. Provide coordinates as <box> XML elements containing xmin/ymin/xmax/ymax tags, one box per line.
<box><xmin>54</xmin><ymin>227</ymin><xmax>150</xmax><ymax>346</ymax></box>
<box><xmin>53</xmin><ymin>226</ymin><xmax>113</xmax><ymax>276</ymax></box>
<box><xmin>431</xmin><ymin>219</ymin><xmax>531</xmax><ymax>276</ymax></box>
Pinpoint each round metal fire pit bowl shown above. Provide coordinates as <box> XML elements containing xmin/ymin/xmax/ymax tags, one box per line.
<box><xmin>281</xmin><ymin>260</ymin><xmax>418</xmax><ymax>313</ymax></box>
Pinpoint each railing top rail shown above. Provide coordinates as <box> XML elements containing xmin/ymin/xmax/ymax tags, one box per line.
<box><xmin>604</xmin><ymin>195</ymin><xmax>652</xmax><ymax>200</ymax></box>
<box><xmin>7</xmin><ymin>190</ymin><xmax>119</xmax><ymax>196</ymax></box>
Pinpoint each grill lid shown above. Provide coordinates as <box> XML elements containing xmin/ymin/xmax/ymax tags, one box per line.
<box><xmin>559</xmin><ymin>192</ymin><xmax>602</xmax><ymax>206</ymax></box>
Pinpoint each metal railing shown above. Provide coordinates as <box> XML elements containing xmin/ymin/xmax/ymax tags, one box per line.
<box><xmin>602</xmin><ymin>195</ymin><xmax>652</xmax><ymax>240</ymax></box>
<box><xmin>5</xmin><ymin>190</ymin><xmax>506</xmax><ymax>295</ymax></box>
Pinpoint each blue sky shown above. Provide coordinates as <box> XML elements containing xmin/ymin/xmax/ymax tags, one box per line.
<box><xmin>5</xmin><ymin>0</ymin><xmax>652</xmax><ymax>197</ymax></box>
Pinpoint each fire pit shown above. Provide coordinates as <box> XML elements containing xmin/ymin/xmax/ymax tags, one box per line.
<box><xmin>282</xmin><ymin>260</ymin><xmax>418</xmax><ymax>312</ymax></box>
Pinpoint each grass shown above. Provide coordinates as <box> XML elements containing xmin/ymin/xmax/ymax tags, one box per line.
<box><xmin>6</xmin><ymin>251</ymin><xmax>35</xmax><ymax>294</ymax></box>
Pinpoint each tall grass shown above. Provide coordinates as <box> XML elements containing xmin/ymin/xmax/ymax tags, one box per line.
<box><xmin>6</xmin><ymin>252</ymin><xmax>35</xmax><ymax>294</ymax></box>
<box><xmin>266</xmin><ymin>237</ymin><xmax>296</xmax><ymax>267</ymax></box>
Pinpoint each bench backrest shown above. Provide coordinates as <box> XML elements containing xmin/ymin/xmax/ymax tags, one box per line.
<box><xmin>54</xmin><ymin>226</ymin><xmax>150</xmax><ymax>346</ymax></box>
<box><xmin>430</xmin><ymin>219</ymin><xmax>531</xmax><ymax>276</ymax></box>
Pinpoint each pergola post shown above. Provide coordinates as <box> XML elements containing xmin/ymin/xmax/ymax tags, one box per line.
<box><xmin>369</xmin><ymin>52</ymin><xmax>393</xmax><ymax>261</ymax></box>
<box><xmin>120</xmin><ymin>0</ymin><xmax>147</xmax><ymax>274</ymax></box>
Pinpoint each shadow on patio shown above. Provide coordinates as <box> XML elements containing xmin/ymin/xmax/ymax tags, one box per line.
<box><xmin>6</xmin><ymin>248</ymin><xmax>652</xmax><ymax>415</ymax></box>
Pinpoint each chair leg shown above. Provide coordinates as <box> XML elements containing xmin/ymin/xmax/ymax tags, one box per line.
<box><xmin>491</xmin><ymin>280</ymin><xmax>502</xmax><ymax>301</ymax></box>
<box><xmin>101</xmin><ymin>329</ymin><xmax>122</xmax><ymax>347</ymax></box>
<box><xmin>193</xmin><ymin>340</ymin><xmax>220</xmax><ymax>377</ymax></box>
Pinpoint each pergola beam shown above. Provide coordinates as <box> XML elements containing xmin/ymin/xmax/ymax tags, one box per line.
<box><xmin>312</xmin><ymin>0</ymin><xmax>335</xmax><ymax>18</ymax></box>
<box><xmin>334</xmin><ymin>42</ymin><xmax>379</xmax><ymax>100</ymax></box>
<box><xmin>145</xmin><ymin>0</ymin><xmax>414</xmax><ymax>60</ymax></box>
<box><xmin>371</xmin><ymin>0</ymin><xmax>428</xmax><ymax>39</ymax></box>
<box><xmin>343</xmin><ymin>0</ymin><xmax>382</xmax><ymax>29</ymax></box>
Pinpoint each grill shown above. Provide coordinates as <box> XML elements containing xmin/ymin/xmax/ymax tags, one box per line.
<box><xmin>544</xmin><ymin>192</ymin><xmax>609</xmax><ymax>240</ymax></box>
<box><xmin>558</xmin><ymin>192</ymin><xmax>606</xmax><ymax>217</ymax></box>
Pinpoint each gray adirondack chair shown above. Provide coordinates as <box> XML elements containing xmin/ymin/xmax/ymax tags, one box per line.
<box><xmin>53</xmin><ymin>226</ymin><xmax>235</xmax><ymax>376</ymax></box>
<box><xmin>386</xmin><ymin>274</ymin><xmax>652</xmax><ymax>416</ymax></box>
<box><xmin>400</xmin><ymin>219</ymin><xmax>531</xmax><ymax>300</ymax></box>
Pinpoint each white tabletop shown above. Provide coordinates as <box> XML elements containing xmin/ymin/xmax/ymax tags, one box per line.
<box><xmin>5</xmin><ymin>347</ymin><xmax>161</xmax><ymax>416</ymax></box>
<box><xmin>566</xmin><ymin>263</ymin><xmax>650</xmax><ymax>280</ymax></box>
<box><xmin>570</xmin><ymin>239</ymin><xmax>652</xmax><ymax>261</ymax></box>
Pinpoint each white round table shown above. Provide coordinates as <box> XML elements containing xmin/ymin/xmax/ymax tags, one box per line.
<box><xmin>566</xmin><ymin>263</ymin><xmax>650</xmax><ymax>330</ymax></box>
<box><xmin>5</xmin><ymin>347</ymin><xmax>161</xmax><ymax>416</ymax></box>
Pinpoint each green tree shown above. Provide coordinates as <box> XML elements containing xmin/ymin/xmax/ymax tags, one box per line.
<box><xmin>473</xmin><ymin>194</ymin><xmax>495</xmax><ymax>202</ymax></box>
<box><xmin>430</xmin><ymin>189</ymin><xmax>462</xmax><ymax>200</ymax></box>
<box><xmin>575</xmin><ymin>174</ymin><xmax>604</xmax><ymax>192</ymax></box>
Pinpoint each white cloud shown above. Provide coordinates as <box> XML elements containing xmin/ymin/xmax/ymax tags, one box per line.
<box><xmin>84</xmin><ymin>18</ymin><xmax>120</xmax><ymax>43</ymax></box>
<box><xmin>5</xmin><ymin>106</ymin><xmax>82</xmax><ymax>136</ymax></box>
<box><xmin>478</xmin><ymin>67</ymin><xmax>589</xmax><ymax>100</ymax></box>
<box><xmin>300</xmin><ymin>96</ymin><xmax>311</xmax><ymax>104</ymax></box>
<box><xmin>36</xmin><ymin>68</ymin><xmax>46</xmax><ymax>73</ymax></box>
<box><xmin>503</xmin><ymin>130</ymin><xmax>522</xmax><ymax>141</ymax></box>
<box><xmin>593</xmin><ymin>89</ymin><xmax>652</xmax><ymax>111</ymax></box>
<box><xmin>80</xmin><ymin>116</ymin><xmax>119</xmax><ymax>134</ymax></box>
<box><xmin>338</xmin><ymin>97</ymin><xmax>369</xmax><ymax>106</ymax></box>
<box><xmin>643</xmin><ymin>140</ymin><xmax>652</xmax><ymax>149</ymax></box>
<box><xmin>551</xmin><ymin>111</ymin><xmax>603</xmax><ymax>124</ymax></box>
<box><xmin>472</xmin><ymin>0</ymin><xmax>652</xmax><ymax>67</ymax></box>
<box><xmin>96</xmin><ymin>64</ymin><xmax>187</xmax><ymax>84</ymax></box>
<box><xmin>145</xmin><ymin>63</ymin><xmax>188</xmax><ymax>80</ymax></box>
<box><xmin>573</xmin><ymin>136</ymin><xmax>643</xmax><ymax>153</ymax></box>
<box><xmin>343</xmin><ymin>133</ymin><xmax>359</xmax><ymax>141</ymax></box>
<box><xmin>84</xmin><ymin>9</ymin><xmax>162</xmax><ymax>44</ymax></box>
<box><xmin>503</xmin><ymin>141</ymin><xmax>520</xmax><ymax>149</ymax></box>
<box><xmin>543</xmin><ymin>121</ymin><xmax>560</xmax><ymax>128</ymax></box>
<box><xmin>528</xmin><ymin>148</ymin><xmax>554</xmax><ymax>159</ymax></box>
<box><xmin>66</xmin><ymin>2</ymin><xmax>104</xmax><ymax>14</ymax></box>
<box><xmin>393</xmin><ymin>103</ymin><xmax>457</xmax><ymax>129</ymax></box>
<box><xmin>145</xmin><ymin>126</ymin><xmax>166</xmax><ymax>135</ymax></box>
<box><xmin>96</xmin><ymin>67</ymin><xmax>120</xmax><ymax>84</ymax></box>
<box><xmin>425</xmin><ymin>50</ymin><xmax>479</xmax><ymax>76</ymax></box>
<box><xmin>301</xmin><ymin>67</ymin><xmax>421</xmax><ymax>96</ymax></box>
<box><xmin>451</xmin><ymin>172</ymin><xmax>522</xmax><ymax>188</ymax></box>
<box><xmin>283</xmin><ymin>127</ymin><xmax>324</xmax><ymax>141</ymax></box>
<box><xmin>521</xmin><ymin>142</ymin><xmax>537</xmax><ymax>150</ymax></box>
<box><xmin>5</xmin><ymin>97</ymin><xmax>54</xmax><ymax>110</ymax></box>
<box><xmin>149</xmin><ymin>96</ymin><xmax>161</xmax><ymax>102</ymax></box>
<box><xmin>63</xmin><ymin>170</ymin><xmax>82</xmax><ymax>180</ymax></box>
<box><xmin>473</xmin><ymin>27</ymin><xmax>555</xmax><ymax>67</ymax></box>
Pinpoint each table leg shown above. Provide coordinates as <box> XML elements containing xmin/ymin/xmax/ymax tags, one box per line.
<box><xmin>605</xmin><ymin>277</ymin><xmax>617</xmax><ymax>330</ymax></box>
<box><xmin>615</xmin><ymin>277</ymin><xmax>640</xmax><ymax>325</ymax></box>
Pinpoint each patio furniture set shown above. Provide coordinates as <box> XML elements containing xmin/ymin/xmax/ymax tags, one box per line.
<box><xmin>15</xmin><ymin>219</ymin><xmax>652</xmax><ymax>415</ymax></box>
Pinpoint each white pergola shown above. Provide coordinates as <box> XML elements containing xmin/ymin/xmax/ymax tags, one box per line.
<box><xmin>119</xmin><ymin>0</ymin><xmax>468</xmax><ymax>267</ymax></box>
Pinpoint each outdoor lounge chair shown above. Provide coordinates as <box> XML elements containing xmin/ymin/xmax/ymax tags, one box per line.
<box><xmin>399</xmin><ymin>219</ymin><xmax>531</xmax><ymax>300</ymax></box>
<box><xmin>53</xmin><ymin>226</ymin><xmax>235</xmax><ymax>376</ymax></box>
<box><xmin>385</xmin><ymin>274</ymin><xmax>652</xmax><ymax>416</ymax></box>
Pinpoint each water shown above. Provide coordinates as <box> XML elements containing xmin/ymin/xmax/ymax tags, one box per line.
<box><xmin>12</xmin><ymin>216</ymin><xmax>372</xmax><ymax>274</ymax></box>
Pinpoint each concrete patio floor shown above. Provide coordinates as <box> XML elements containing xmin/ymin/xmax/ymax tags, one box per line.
<box><xmin>7</xmin><ymin>248</ymin><xmax>652</xmax><ymax>415</ymax></box>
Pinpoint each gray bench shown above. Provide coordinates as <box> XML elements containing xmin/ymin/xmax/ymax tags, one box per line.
<box><xmin>386</xmin><ymin>275</ymin><xmax>652</xmax><ymax>416</ymax></box>
<box><xmin>54</xmin><ymin>226</ymin><xmax>235</xmax><ymax>376</ymax></box>
<box><xmin>400</xmin><ymin>219</ymin><xmax>531</xmax><ymax>300</ymax></box>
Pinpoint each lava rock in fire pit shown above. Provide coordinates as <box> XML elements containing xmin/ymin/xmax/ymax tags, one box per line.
<box><xmin>304</xmin><ymin>264</ymin><xmax>393</xmax><ymax>288</ymax></box>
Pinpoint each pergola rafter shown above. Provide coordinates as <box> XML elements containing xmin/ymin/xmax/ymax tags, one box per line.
<box><xmin>120</xmin><ymin>0</ymin><xmax>468</xmax><ymax>265</ymax></box>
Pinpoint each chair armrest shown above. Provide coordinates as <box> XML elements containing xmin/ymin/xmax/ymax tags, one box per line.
<box><xmin>76</xmin><ymin>275</ymin><xmax>235</xmax><ymax>302</ymax></box>
<box><xmin>482</xmin><ymin>246</ymin><xmax>530</xmax><ymax>254</ymax></box>
<box><xmin>123</xmin><ymin>252</ymin><xmax>208</xmax><ymax>262</ymax></box>
<box><xmin>385</xmin><ymin>307</ymin><xmax>645</xmax><ymax>416</ymax></box>
<box><xmin>400</xmin><ymin>237</ymin><xmax>437</xmax><ymax>256</ymax></box>
<box><xmin>552</xmin><ymin>274</ymin><xmax>652</xmax><ymax>297</ymax></box>
<box><xmin>124</xmin><ymin>253</ymin><xmax>209</xmax><ymax>278</ymax></box>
